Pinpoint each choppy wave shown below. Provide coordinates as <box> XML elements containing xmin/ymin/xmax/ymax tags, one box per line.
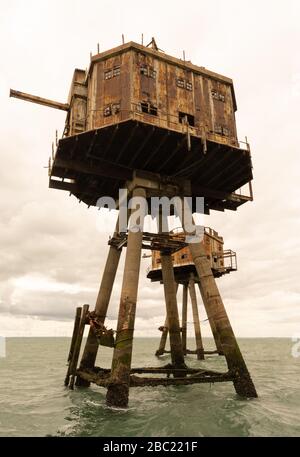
<box><xmin>0</xmin><ymin>337</ymin><xmax>299</xmax><ymax>437</ymax></box>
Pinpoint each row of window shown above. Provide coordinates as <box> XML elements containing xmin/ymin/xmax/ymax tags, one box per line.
<box><xmin>176</xmin><ymin>78</ymin><xmax>192</xmax><ymax>91</ymax></box>
<box><xmin>214</xmin><ymin>124</ymin><xmax>230</xmax><ymax>136</ymax></box>
<box><xmin>140</xmin><ymin>64</ymin><xmax>156</xmax><ymax>79</ymax></box>
<box><xmin>103</xmin><ymin>102</ymin><xmax>120</xmax><ymax>117</ymax></box>
<box><xmin>104</xmin><ymin>66</ymin><xmax>121</xmax><ymax>80</ymax></box>
<box><xmin>103</xmin><ymin>67</ymin><xmax>224</xmax><ymax>104</ymax></box>
<box><xmin>155</xmin><ymin>253</ymin><xmax>188</xmax><ymax>265</ymax></box>
<box><xmin>103</xmin><ymin>101</ymin><xmax>229</xmax><ymax>137</ymax></box>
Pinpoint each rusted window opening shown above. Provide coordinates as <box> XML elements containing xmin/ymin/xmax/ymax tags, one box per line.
<box><xmin>103</xmin><ymin>105</ymin><xmax>112</xmax><ymax>117</ymax></box>
<box><xmin>112</xmin><ymin>102</ymin><xmax>120</xmax><ymax>114</ymax></box>
<box><xmin>214</xmin><ymin>124</ymin><xmax>230</xmax><ymax>136</ymax></box>
<box><xmin>140</xmin><ymin>65</ymin><xmax>148</xmax><ymax>76</ymax></box>
<box><xmin>113</xmin><ymin>66</ymin><xmax>121</xmax><ymax>77</ymax></box>
<box><xmin>149</xmin><ymin>68</ymin><xmax>156</xmax><ymax>79</ymax></box>
<box><xmin>140</xmin><ymin>65</ymin><xmax>156</xmax><ymax>79</ymax></box>
<box><xmin>177</xmin><ymin>79</ymin><xmax>192</xmax><ymax>90</ymax></box>
<box><xmin>179</xmin><ymin>111</ymin><xmax>195</xmax><ymax>127</ymax></box>
<box><xmin>212</xmin><ymin>89</ymin><xmax>225</xmax><ymax>102</ymax></box>
<box><xmin>104</xmin><ymin>67</ymin><xmax>121</xmax><ymax>80</ymax></box>
<box><xmin>104</xmin><ymin>70</ymin><xmax>113</xmax><ymax>80</ymax></box>
<box><xmin>104</xmin><ymin>102</ymin><xmax>121</xmax><ymax>117</ymax></box>
<box><xmin>140</xmin><ymin>101</ymin><xmax>158</xmax><ymax>116</ymax></box>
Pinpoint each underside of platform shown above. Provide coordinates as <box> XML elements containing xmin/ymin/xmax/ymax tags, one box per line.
<box><xmin>49</xmin><ymin>119</ymin><xmax>253</xmax><ymax>213</ymax></box>
<box><xmin>147</xmin><ymin>263</ymin><xmax>235</xmax><ymax>281</ymax></box>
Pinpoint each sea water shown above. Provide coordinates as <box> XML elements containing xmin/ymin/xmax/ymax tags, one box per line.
<box><xmin>0</xmin><ymin>337</ymin><xmax>299</xmax><ymax>437</ymax></box>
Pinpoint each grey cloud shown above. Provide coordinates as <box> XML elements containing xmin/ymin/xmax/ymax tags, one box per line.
<box><xmin>0</xmin><ymin>0</ymin><xmax>299</xmax><ymax>336</ymax></box>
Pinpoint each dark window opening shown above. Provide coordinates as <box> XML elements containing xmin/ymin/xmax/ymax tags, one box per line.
<box><xmin>186</xmin><ymin>81</ymin><xmax>192</xmax><ymax>91</ymax></box>
<box><xmin>181</xmin><ymin>254</ymin><xmax>188</xmax><ymax>259</ymax></box>
<box><xmin>149</xmin><ymin>104</ymin><xmax>157</xmax><ymax>115</ymax></box>
<box><xmin>140</xmin><ymin>65</ymin><xmax>156</xmax><ymax>79</ymax></box>
<box><xmin>149</xmin><ymin>68</ymin><xmax>156</xmax><ymax>79</ymax></box>
<box><xmin>104</xmin><ymin>102</ymin><xmax>121</xmax><ymax>117</ymax></box>
<box><xmin>211</xmin><ymin>89</ymin><xmax>218</xmax><ymax>99</ymax></box>
<box><xmin>113</xmin><ymin>66</ymin><xmax>121</xmax><ymax>77</ymax></box>
<box><xmin>211</xmin><ymin>89</ymin><xmax>225</xmax><ymax>102</ymax></box>
<box><xmin>179</xmin><ymin>111</ymin><xmax>195</xmax><ymax>127</ymax></box>
<box><xmin>112</xmin><ymin>102</ymin><xmax>120</xmax><ymax>114</ymax></box>
<box><xmin>214</xmin><ymin>124</ymin><xmax>230</xmax><ymax>136</ymax></box>
<box><xmin>140</xmin><ymin>101</ymin><xmax>158</xmax><ymax>116</ymax></box>
<box><xmin>104</xmin><ymin>70</ymin><xmax>113</xmax><ymax>80</ymax></box>
<box><xmin>140</xmin><ymin>65</ymin><xmax>148</xmax><ymax>76</ymax></box>
<box><xmin>104</xmin><ymin>67</ymin><xmax>120</xmax><ymax>80</ymax></box>
<box><xmin>140</xmin><ymin>101</ymin><xmax>149</xmax><ymax>113</ymax></box>
<box><xmin>103</xmin><ymin>105</ymin><xmax>112</xmax><ymax>117</ymax></box>
<box><xmin>177</xmin><ymin>78</ymin><xmax>185</xmax><ymax>88</ymax></box>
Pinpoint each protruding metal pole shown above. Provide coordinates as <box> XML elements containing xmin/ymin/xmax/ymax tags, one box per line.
<box><xmin>177</xmin><ymin>199</ymin><xmax>257</xmax><ymax>397</ymax></box>
<box><xmin>181</xmin><ymin>283</ymin><xmax>188</xmax><ymax>355</ymax></box>
<box><xmin>64</xmin><ymin>307</ymin><xmax>82</xmax><ymax>386</ymax></box>
<box><xmin>106</xmin><ymin>187</ymin><xmax>146</xmax><ymax>407</ymax></box>
<box><xmin>68</xmin><ymin>304</ymin><xmax>89</xmax><ymax>389</ymax></box>
<box><xmin>76</xmin><ymin>216</ymin><xmax>122</xmax><ymax>386</ymax></box>
<box><xmin>188</xmin><ymin>276</ymin><xmax>204</xmax><ymax>360</ymax></box>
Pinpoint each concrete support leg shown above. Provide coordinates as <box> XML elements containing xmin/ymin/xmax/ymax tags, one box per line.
<box><xmin>76</xmin><ymin>218</ymin><xmax>122</xmax><ymax>386</ymax></box>
<box><xmin>155</xmin><ymin>283</ymin><xmax>179</xmax><ymax>356</ymax></box>
<box><xmin>181</xmin><ymin>284</ymin><xmax>188</xmax><ymax>355</ymax></box>
<box><xmin>188</xmin><ymin>277</ymin><xmax>204</xmax><ymax>360</ymax></box>
<box><xmin>178</xmin><ymin>202</ymin><xmax>257</xmax><ymax>397</ymax></box>
<box><xmin>160</xmin><ymin>254</ymin><xmax>185</xmax><ymax>372</ymax></box>
<box><xmin>197</xmin><ymin>283</ymin><xmax>223</xmax><ymax>355</ymax></box>
<box><xmin>106</xmin><ymin>187</ymin><xmax>146</xmax><ymax>407</ymax></box>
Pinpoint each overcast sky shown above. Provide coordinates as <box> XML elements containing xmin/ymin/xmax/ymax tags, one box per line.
<box><xmin>0</xmin><ymin>0</ymin><xmax>299</xmax><ymax>338</ymax></box>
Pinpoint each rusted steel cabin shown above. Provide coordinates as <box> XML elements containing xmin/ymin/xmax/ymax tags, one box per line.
<box><xmin>147</xmin><ymin>227</ymin><xmax>237</xmax><ymax>282</ymax></box>
<box><xmin>43</xmin><ymin>41</ymin><xmax>253</xmax><ymax>213</ymax></box>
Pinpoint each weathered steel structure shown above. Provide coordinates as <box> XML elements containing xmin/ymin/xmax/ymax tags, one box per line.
<box><xmin>10</xmin><ymin>38</ymin><xmax>257</xmax><ymax>407</ymax></box>
<box><xmin>148</xmin><ymin>227</ymin><xmax>237</xmax><ymax>358</ymax></box>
